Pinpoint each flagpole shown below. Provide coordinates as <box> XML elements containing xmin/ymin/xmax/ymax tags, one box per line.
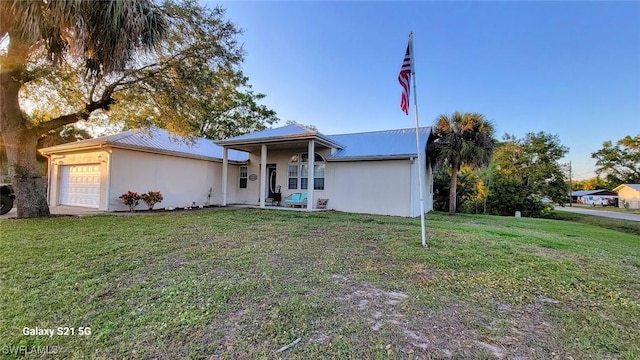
<box><xmin>409</xmin><ymin>32</ymin><xmax>428</xmax><ymax>247</ymax></box>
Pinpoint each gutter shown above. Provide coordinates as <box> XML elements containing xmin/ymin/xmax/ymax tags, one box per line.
<box><xmin>39</xmin><ymin>141</ymin><xmax>109</xmax><ymax>155</ymax></box>
<box><xmin>40</xmin><ymin>153</ymin><xmax>52</xmax><ymax>205</ymax></box>
<box><xmin>106</xmin><ymin>144</ymin><xmax>249</xmax><ymax>164</ymax></box>
<box><xmin>326</xmin><ymin>154</ymin><xmax>420</xmax><ymax>162</ymax></box>
<box><xmin>41</xmin><ymin>142</ymin><xmax>248</xmax><ymax>165</ymax></box>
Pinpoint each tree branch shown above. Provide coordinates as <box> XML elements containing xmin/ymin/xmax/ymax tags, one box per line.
<box><xmin>31</xmin><ymin>98</ymin><xmax>115</xmax><ymax>135</ymax></box>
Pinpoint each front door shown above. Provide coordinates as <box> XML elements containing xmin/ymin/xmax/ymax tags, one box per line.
<box><xmin>267</xmin><ymin>164</ymin><xmax>277</xmax><ymax>198</ymax></box>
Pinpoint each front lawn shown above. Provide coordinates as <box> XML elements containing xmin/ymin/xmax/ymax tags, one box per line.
<box><xmin>1</xmin><ymin>209</ymin><xmax>638</xmax><ymax>359</ymax></box>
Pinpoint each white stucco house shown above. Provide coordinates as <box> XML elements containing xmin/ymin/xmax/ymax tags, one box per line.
<box><xmin>613</xmin><ymin>184</ymin><xmax>640</xmax><ymax>209</ymax></box>
<box><xmin>40</xmin><ymin>124</ymin><xmax>434</xmax><ymax>217</ymax></box>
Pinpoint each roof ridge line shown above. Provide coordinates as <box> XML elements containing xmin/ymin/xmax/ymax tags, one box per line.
<box><xmin>328</xmin><ymin>126</ymin><xmax>431</xmax><ymax>137</ymax></box>
<box><xmin>109</xmin><ymin>128</ymin><xmax>147</xmax><ymax>143</ymax></box>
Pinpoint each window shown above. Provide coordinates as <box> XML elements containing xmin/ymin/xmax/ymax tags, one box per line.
<box><xmin>287</xmin><ymin>165</ymin><xmax>298</xmax><ymax>189</ymax></box>
<box><xmin>314</xmin><ymin>163</ymin><xmax>325</xmax><ymax>190</ymax></box>
<box><xmin>288</xmin><ymin>152</ymin><xmax>325</xmax><ymax>190</ymax></box>
<box><xmin>239</xmin><ymin>166</ymin><xmax>248</xmax><ymax>188</ymax></box>
<box><xmin>301</xmin><ymin>164</ymin><xmax>309</xmax><ymax>190</ymax></box>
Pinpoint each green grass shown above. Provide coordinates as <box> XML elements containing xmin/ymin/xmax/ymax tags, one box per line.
<box><xmin>545</xmin><ymin>210</ymin><xmax>640</xmax><ymax>236</ymax></box>
<box><xmin>1</xmin><ymin>209</ymin><xmax>638</xmax><ymax>359</ymax></box>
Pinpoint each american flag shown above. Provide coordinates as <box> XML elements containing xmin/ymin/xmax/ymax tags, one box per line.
<box><xmin>398</xmin><ymin>38</ymin><xmax>412</xmax><ymax>115</ymax></box>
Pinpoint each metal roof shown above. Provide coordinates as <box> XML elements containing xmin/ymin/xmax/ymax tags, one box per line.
<box><xmin>219</xmin><ymin>124</ymin><xmax>314</xmax><ymax>141</ymax></box>
<box><xmin>570</xmin><ymin>189</ymin><xmax>617</xmax><ymax>196</ymax></box>
<box><xmin>326</xmin><ymin>127</ymin><xmax>432</xmax><ymax>161</ymax></box>
<box><xmin>40</xmin><ymin>128</ymin><xmax>249</xmax><ymax>163</ymax></box>
<box><xmin>40</xmin><ymin>125</ymin><xmax>433</xmax><ymax>162</ymax></box>
<box><xmin>216</xmin><ymin>124</ymin><xmax>343</xmax><ymax>150</ymax></box>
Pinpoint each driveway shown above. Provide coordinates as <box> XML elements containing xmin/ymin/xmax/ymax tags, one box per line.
<box><xmin>1</xmin><ymin>205</ymin><xmax>103</xmax><ymax>219</ymax></box>
<box><xmin>554</xmin><ymin>206</ymin><xmax>640</xmax><ymax>222</ymax></box>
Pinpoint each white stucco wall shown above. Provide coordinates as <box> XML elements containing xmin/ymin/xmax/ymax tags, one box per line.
<box><xmin>325</xmin><ymin>159</ymin><xmax>413</xmax><ymax>217</ymax></box>
<box><xmin>409</xmin><ymin>156</ymin><xmax>434</xmax><ymax>217</ymax></box>
<box><xmin>108</xmin><ymin>148</ymin><xmax>239</xmax><ymax>211</ymax></box>
<box><xmin>230</xmin><ymin>145</ymin><xmax>434</xmax><ymax>216</ymax></box>
<box><xmin>617</xmin><ymin>186</ymin><xmax>640</xmax><ymax>209</ymax></box>
<box><xmin>234</xmin><ymin>152</ymin><xmax>261</xmax><ymax>205</ymax></box>
<box><xmin>46</xmin><ymin>144</ymin><xmax>435</xmax><ymax>216</ymax></box>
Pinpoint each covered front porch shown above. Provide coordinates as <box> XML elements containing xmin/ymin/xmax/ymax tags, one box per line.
<box><xmin>215</xmin><ymin>125</ymin><xmax>343</xmax><ymax>211</ymax></box>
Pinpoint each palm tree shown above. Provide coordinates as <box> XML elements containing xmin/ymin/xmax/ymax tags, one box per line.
<box><xmin>0</xmin><ymin>0</ymin><xmax>167</xmax><ymax>218</ymax></box>
<box><xmin>430</xmin><ymin>112</ymin><xmax>495</xmax><ymax>215</ymax></box>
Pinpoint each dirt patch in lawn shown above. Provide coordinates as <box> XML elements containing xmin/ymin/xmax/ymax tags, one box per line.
<box><xmin>533</xmin><ymin>247</ymin><xmax>582</xmax><ymax>264</ymax></box>
<box><xmin>327</xmin><ymin>274</ymin><xmax>569</xmax><ymax>359</ymax></box>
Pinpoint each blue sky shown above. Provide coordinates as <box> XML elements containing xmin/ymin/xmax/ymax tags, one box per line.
<box><xmin>213</xmin><ymin>1</ymin><xmax>639</xmax><ymax>180</ymax></box>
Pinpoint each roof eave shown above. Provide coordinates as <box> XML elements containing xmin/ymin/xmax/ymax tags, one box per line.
<box><xmin>39</xmin><ymin>141</ymin><xmax>107</xmax><ymax>155</ymax></box>
<box><xmin>612</xmin><ymin>185</ymin><xmax>637</xmax><ymax>192</ymax></box>
<box><xmin>109</xmin><ymin>144</ymin><xmax>248</xmax><ymax>163</ymax></box>
<box><xmin>217</xmin><ymin>133</ymin><xmax>343</xmax><ymax>149</ymax></box>
<box><xmin>327</xmin><ymin>154</ymin><xmax>419</xmax><ymax>162</ymax></box>
<box><xmin>40</xmin><ymin>141</ymin><xmax>248</xmax><ymax>164</ymax></box>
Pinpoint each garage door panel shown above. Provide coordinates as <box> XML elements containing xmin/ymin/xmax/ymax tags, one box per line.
<box><xmin>60</xmin><ymin>165</ymin><xmax>101</xmax><ymax>208</ymax></box>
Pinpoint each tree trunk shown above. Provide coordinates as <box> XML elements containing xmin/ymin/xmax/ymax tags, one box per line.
<box><xmin>3</xmin><ymin>130</ymin><xmax>50</xmax><ymax>218</ymax></box>
<box><xmin>449</xmin><ymin>164</ymin><xmax>459</xmax><ymax>215</ymax></box>
<box><xmin>1</xmin><ymin>59</ymin><xmax>51</xmax><ymax>218</ymax></box>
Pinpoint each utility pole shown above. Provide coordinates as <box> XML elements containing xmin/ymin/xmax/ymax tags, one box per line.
<box><xmin>569</xmin><ymin>161</ymin><xmax>572</xmax><ymax>207</ymax></box>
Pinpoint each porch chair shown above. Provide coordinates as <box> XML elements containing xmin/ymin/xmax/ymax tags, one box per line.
<box><xmin>317</xmin><ymin>198</ymin><xmax>329</xmax><ymax>209</ymax></box>
<box><xmin>284</xmin><ymin>193</ymin><xmax>308</xmax><ymax>208</ymax></box>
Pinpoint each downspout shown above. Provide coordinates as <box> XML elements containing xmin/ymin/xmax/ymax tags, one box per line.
<box><xmin>100</xmin><ymin>144</ymin><xmax>113</xmax><ymax>211</ymax></box>
<box><xmin>41</xmin><ymin>153</ymin><xmax>52</xmax><ymax>205</ymax></box>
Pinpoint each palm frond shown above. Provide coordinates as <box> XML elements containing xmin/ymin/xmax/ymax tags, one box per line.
<box><xmin>432</xmin><ymin>111</ymin><xmax>496</xmax><ymax>170</ymax></box>
<box><xmin>3</xmin><ymin>0</ymin><xmax>168</xmax><ymax>76</ymax></box>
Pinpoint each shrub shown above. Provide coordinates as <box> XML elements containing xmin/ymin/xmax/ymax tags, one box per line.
<box><xmin>119</xmin><ymin>191</ymin><xmax>140</xmax><ymax>212</ymax></box>
<box><xmin>485</xmin><ymin>176</ymin><xmax>548</xmax><ymax>217</ymax></box>
<box><xmin>140</xmin><ymin>191</ymin><xmax>163</xmax><ymax>210</ymax></box>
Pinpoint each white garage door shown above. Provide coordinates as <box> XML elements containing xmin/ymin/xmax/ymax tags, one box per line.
<box><xmin>59</xmin><ymin>164</ymin><xmax>101</xmax><ymax>208</ymax></box>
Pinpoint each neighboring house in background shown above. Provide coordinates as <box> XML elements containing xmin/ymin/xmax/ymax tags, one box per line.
<box><xmin>40</xmin><ymin>125</ymin><xmax>435</xmax><ymax>217</ymax></box>
<box><xmin>613</xmin><ymin>184</ymin><xmax>640</xmax><ymax>209</ymax></box>
<box><xmin>569</xmin><ymin>189</ymin><xmax>618</xmax><ymax>206</ymax></box>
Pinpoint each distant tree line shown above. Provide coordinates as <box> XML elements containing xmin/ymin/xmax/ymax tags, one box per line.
<box><xmin>431</xmin><ymin>125</ymin><xmax>568</xmax><ymax>217</ymax></box>
<box><xmin>430</xmin><ymin>114</ymin><xmax>638</xmax><ymax>217</ymax></box>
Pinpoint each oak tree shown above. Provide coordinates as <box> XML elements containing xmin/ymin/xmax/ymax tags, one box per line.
<box><xmin>592</xmin><ymin>134</ymin><xmax>640</xmax><ymax>186</ymax></box>
<box><xmin>0</xmin><ymin>0</ymin><xmax>277</xmax><ymax>218</ymax></box>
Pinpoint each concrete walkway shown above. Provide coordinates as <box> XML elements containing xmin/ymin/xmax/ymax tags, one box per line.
<box><xmin>554</xmin><ymin>206</ymin><xmax>640</xmax><ymax>222</ymax></box>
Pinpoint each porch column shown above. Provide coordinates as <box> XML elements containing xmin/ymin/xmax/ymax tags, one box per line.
<box><xmin>307</xmin><ymin>139</ymin><xmax>314</xmax><ymax>210</ymax></box>
<box><xmin>260</xmin><ymin>144</ymin><xmax>267</xmax><ymax>208</ymax></box>
<box><xmin>222</xmin><ymin>147</ymin><xmax>228</xmax><ymax>206</ymax></box>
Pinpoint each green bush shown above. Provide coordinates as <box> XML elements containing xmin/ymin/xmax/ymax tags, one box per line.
<box><xmin>485</xmin><ymin>176</ymin><xmax>549</xmax><ymax>217</ymax></box>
